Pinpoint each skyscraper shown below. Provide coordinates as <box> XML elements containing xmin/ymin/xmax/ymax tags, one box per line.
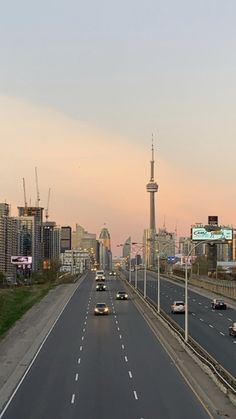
<box><xmin>99</xmin><ymin>226</ymin><xmax>112</xmax><ymax>270</ymax></box>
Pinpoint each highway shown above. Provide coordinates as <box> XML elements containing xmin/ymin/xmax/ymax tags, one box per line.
<box><xmin>1</xmin><ymin>273</ymin><xmax>211</xmax><ymax>419</ymax></box>
<box><xmin>131</xmin><ymin>270</ymin><xmax>236</xmax><ymax>377</ymax></box>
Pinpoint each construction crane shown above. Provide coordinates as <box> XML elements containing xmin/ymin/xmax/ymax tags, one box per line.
<box><xmin>35</xmin><ymin>167</ymin><xmax>40</xmax><ymax>207</ymax></box>
<box><xmin>45</xmin><ymin>188</ymin><xmax>51</xmax><ymax>221</ymax></box>
<box><xmin>22</xmin><ymin>178</ymin><xmax>28</xmax><ymax>216</ymax></box>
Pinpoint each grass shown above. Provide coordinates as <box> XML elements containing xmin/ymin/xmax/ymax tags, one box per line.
<box><xmin>0</xmin><ymin>283</ymin><xmax>54</xmax><ymax>338</ymax></box>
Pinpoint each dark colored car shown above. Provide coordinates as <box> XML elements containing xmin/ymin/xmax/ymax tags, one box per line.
<box><xmin>211</xmin><ymin>299</ymin><xmax>227</xmax><ymax>310</ymax></box>
<box><xmin>96</xmin><ymin>283</ymin><xmax>106</xmax><ymax>291</ymax></box>
<box><xmin>116</xmin><ymin>291</ymin><xmax>128</xmax><ymax>300</ymax></box>
<box><xmin>109</xmin><ymin>271</ymin><xmax>116</xmax><ymax>276</ymax></box>
<box><xmin>94</xmin><ymin>303</ymin><xmax>109</xmax><ymax>315</ymax></box>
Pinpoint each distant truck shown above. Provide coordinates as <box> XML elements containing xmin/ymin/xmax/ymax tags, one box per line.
<box><xmin>95</xmin><ymin>270</ymin><xmax>106</xmax><ymax>281</ymax></box>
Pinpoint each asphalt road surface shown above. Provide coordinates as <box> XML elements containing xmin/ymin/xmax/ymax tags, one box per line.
<box><xmin>1</xmin><ymin>273</ymin><xmax>212</xmax><ymax>419</ymax></box>
<box><xmin>131</xmin><ymin>270</ymin><xmax>236</xmax><ymax>377</ymax></box>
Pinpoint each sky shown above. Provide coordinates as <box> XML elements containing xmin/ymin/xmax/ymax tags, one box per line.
<box><xmin>1</xmin><ymin>0</ymin><xmax>236</xmax><ymax>256</ymax></box>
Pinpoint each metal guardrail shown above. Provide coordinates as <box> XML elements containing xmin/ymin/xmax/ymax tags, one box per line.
<box><xmin>120</xmin><ymin>271</ymin><xmax>236</xmax><ymax>395</ymax></box>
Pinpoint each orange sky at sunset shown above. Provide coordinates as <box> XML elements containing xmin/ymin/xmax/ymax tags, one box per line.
<box><xmin>0</xmin><ymin>96</ymin><xmax>235</xmax><ymax>255</ymax></box>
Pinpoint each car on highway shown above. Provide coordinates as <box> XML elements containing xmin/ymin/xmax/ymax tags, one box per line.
<box><xmin>96</xmin><ymin>283</ymin><xmax>106</xmax><ymax>291</ymax></box>
<box><xmin>229</xmin><ymin>322</ymin><xmax>236</xmax><ymax>337</ymax></box>
<box><xmin>116</xmin><ymin>291</ymin><xmax>128</xmax><ymax>300</ymax></box>
<box><xmin>211</xmin><ymin>299</ymin><xmax>227</xmax><ymax>310</ymax></box>
<box><xmin>109</xmin><ymin>271</ymin><xmax>116</xmax><ymax>276</ymax></box>
<box><xmin>94</xmin><ymin>303</ymin><xmax>109</xmax><ymax>315</ymax></box>
<box><xmin>171</xmin><ymin>300</ymin><xmax>185</xmax><ymax>314</ymax></box>
<box><xmin>95</xmin><ymin>270</ymin><xmax>106</xmax><ymax>281</ymax></box>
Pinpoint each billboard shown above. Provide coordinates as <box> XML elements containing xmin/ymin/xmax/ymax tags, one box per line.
<box><xmin>192</xmin><ymin>228</ymin><xmax>232</xmax><ymax>241</ymax></box>
<box><xmin>11</xmin><ymin>256</ymin><xmax>32</xmax><ymax>265</ymax></box>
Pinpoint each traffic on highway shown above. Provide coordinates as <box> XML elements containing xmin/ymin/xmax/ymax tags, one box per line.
<box><xmin>0</xmin><ymin>272</ymin><xmax>213</xmax><ymax>419</ymax></box>
<box><xmin>130</xmin><ymin>270</ymin><xmax>236</xmax><ymax>377</ymax></box>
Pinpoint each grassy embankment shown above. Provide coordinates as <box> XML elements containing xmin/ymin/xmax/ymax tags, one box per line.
<box><xmin>0</xmin><ymin>283</ymin><xmax>54</xmax><ymax>338</ymax></box>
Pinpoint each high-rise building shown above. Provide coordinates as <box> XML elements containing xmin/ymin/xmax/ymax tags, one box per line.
<box><xmin>99</xmin><ymin>227</ymin><xmax>112</xmax><ymax>270</ymax></box>
<box><xmin>60</xmin><ymin>226</ymin><xmax>72</xmax><ymax>253</ymax></box>
<box><xmin>18</xmin><ymin>207</ymin><xmax>43</xmax><ymax>270</ymax></box>
<box><xmin>0</xmin><ymin>203</ymin><xmax>10</xmax><ymax>217</ymax></box>
<box><xmin>72</xmin><ymin>223</ymin><xmax>97</xmax><ymax>265</ymax></box>
<box><xmin>43</xmin><ymin>221</ymin><xmax>61</xmax><ymax>261</ymax></box>
<box><xmin>0</xmin><ymin>215</ymin><xmax>18</xmax><ymax>276</ymax></box>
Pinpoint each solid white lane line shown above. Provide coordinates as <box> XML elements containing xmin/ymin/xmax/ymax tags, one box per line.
<box><xmin>128</xmin><ymin>371</ymin><xmax>133</xmax><ymax>378</ymax></box>
<box><xmin>71</xmin><ymin>394</ymin><xmax>75</xmax><ymax>404</ymax></box>
<box><xmin>75</xmin><ymin>373</ymin><xmax>79</xmax><ymax>381</ymax></box>
<box><xmin>134</xmin><ymin>390</ymin><xmax>138</xmax><ymax>400</ymax></box>
<box><xmin>209</xmin><ymin>324</ymin><xmax>214</xmax><ymax>328</ymax></box>
<box><xmin>125</xmin><ymin>356</ymin><xmax>128</xmax><ymax>362</ymax></box>
<box><xmin>220</xmin><ymin>332</ymin><xmax>225</xmax><ymax>336</ymax></box>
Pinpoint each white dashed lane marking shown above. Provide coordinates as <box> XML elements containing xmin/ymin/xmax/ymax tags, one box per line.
<box><xmin>71</xmin><ymin>394</ymin><xmax>75</xmax><ymax>404</ymax></box>
<box><xmin>125</xmin><ymin>356</ymin><xmax>128</xmax><ymax>362</ymax></box>
<box><xmin>75</xmin><ymin>373</ymin><xmax>79</xmax><ymax>381</ymax></box>
<box><xmin>220</xmin><ymin>332</ymin><xmax>225</xmax><ymax>336</ymax></box>
<box><xmin>78</xmin><ymin>358</ymin><xmax>81</xmax><ymax>364</ymax></box>
<box><xmin>209</xmin><ymin>324</ymin><xmax>214</xmax><ymax>328</ymax></box>
<box><xmin>134</xmin><ymin>391</ymin><xmax>138</xmax><ymax>400</ymax></box>
<box><xmin>228</xmin><ymin>318</ymin><xmax>233</xmax><ymax>322</ymax></box>
<box><xmin>121</xmin><ymin>344</ymin><xmax>125</xmax><ymax>349</ymax></box>
<box><xmin>80</xmin><ymin>346</ymin><xmax>83</xmax><ymax>351</ymax></box>
<box><xmin>128</xmin><ymin>371</ymin><xmax>133</xmax><ymax>378</ymax></box>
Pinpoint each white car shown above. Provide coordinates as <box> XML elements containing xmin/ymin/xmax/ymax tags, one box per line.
<box><xmin>171</xmin><ymin>301</ymin><xmax>185</xmax><ymax>314</ymax></box>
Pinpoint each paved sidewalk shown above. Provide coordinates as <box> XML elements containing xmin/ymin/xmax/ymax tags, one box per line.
<box><xmin>0</xmin><ymin>274</ymin><xmax>86</xmax><ymax>411</ymax></box>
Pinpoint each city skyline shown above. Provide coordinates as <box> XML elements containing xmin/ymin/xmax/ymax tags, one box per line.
<box><xmin>1</xmin><ymin>1</ymin><xmax>236</xmax><ymax>254</ymax></box>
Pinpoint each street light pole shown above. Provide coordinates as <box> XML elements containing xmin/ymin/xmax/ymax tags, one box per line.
<box><xmin>157</xmin><ymin>252</ymin><xmax>160</xmax><ymax>313</ymax></box>
<box><xmin>144</xmin><ymin>260</ymin><xmax>147</xmax><ymax>298</ymax></box>
<box><xmin>135</xmin><ymin>255</ymin><xmax>138</xmax><ymax>289</ymax></box>
<box><xmin>129</xmin><ymin>252</ymin><xmax>131</xmax><ymax>283</ymax></box>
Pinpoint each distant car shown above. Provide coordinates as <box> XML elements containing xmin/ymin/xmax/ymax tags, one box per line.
<box><xmin>171</xmin><ymin>301</ymin><xmax>185</xmax><ymax>314</ymax></box>
<box><xmin>109</xmin><ymin>271</ymin><xmax>116</xmax><ymax>276</ymax></box>
<box><xmin>94</xmin><ymin>303</ymin><xmax>109</xmax><ymax>315</ymax></box>
<box><xmin>96</xmin><ymin>283</ymin><xmax>106</xmax><ymax>291</ymax></box>
<box><xmin>211</xmin><ymin>299</ymin><xmax>227</xmax><ymax>310</ymax></box>
<box><xmin>95</xmin><ymin>270</ymin><xmax>106</xmax><ymax>281</ymax></box>
<box><xmin>229</xmin><ymin>322</ymin><xmax>236</xmax><ymax>337</ymax></box>
<box><xmin>116</xmin><ymin>291</ymin><xmax>128</xmax><ymax>300</ymax></box>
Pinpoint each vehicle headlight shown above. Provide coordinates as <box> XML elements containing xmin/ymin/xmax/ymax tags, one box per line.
<box><xmin>95</xmin><ymin>308</ymin><xmax>99</xmax><ymax>312</ymax></box>
<box><xmin>104</xmin><ymin>308</ymin><xmax>108</xmax><ymax>312</ymax></box>
<box><xmin>125</xmin><ymin>294</ymin><xmax>128</xmax><ymax>298</ymax></box>
<box><xmin>116</xmin><ymin>294</ymin><xmax>119</xmax><ymax>297</ymax></box>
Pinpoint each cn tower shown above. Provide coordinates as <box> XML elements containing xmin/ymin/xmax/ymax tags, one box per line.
<box><xmin>146</xmin><ymin>139</ymin><xmax>158</xmax><ymax>232</ymax></box>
